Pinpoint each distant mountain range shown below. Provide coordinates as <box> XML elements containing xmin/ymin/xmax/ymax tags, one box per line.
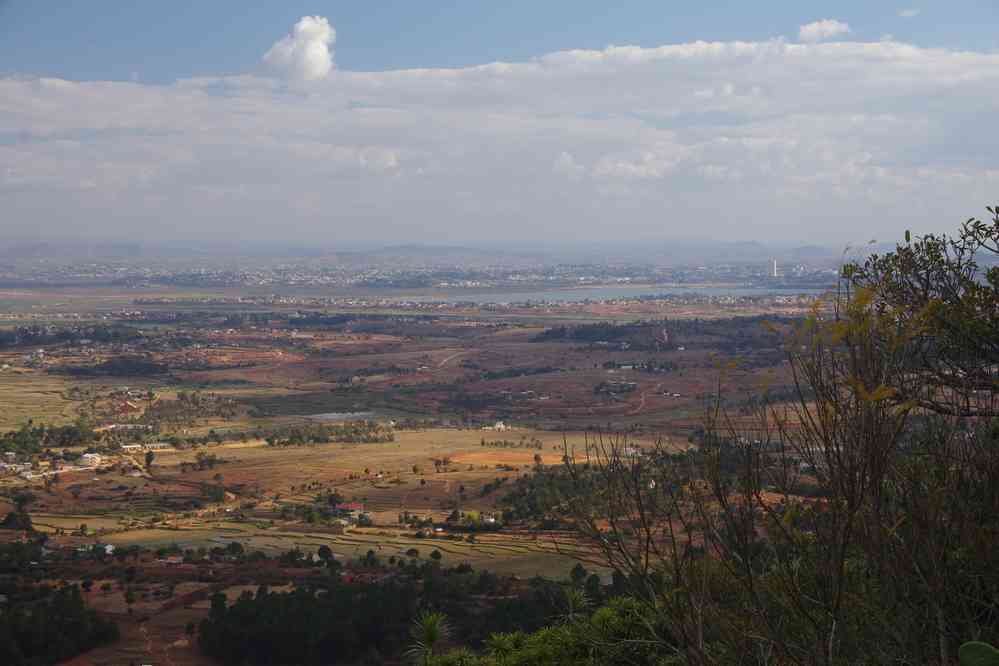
<box><xmin>0</xmin><ymin>237</ymin><xmax>864</xmax><ymax>268</ymax></box>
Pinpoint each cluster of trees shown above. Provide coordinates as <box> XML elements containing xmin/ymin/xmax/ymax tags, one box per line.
<box><xmin>57</xmin><ymin>356</ymin><xmax>167</xmax><ymax>377</ymax></box>
<box><xmin>201</xmin><ymin>482</ymin><xmax>226</xmax><ymax>503</ymax></box>
<box><xmin>0</xmin><ymin>585</ymin><xmax>119</xmax><ymax>665</ymax></box>
<box><xmin>593</xmin><ymin>381</ymin><xmax>638</xmax><ymax>395</ymax></box>
<box><xmin>663</xmin><ymin>315</ymin><xmax>787</xmax><ymax>353</ymax></box>
<box><xmin>480</xmin><ymin>436</ymin><xmax>543</xmax><ymax>450</ymax></box>
<box><xmin>198</xmin><ymin>578</ymin><xmax>417</xmax><ymax>663</ymax></box>
<box><xmin>447</xmin><ymin>391</ymin><xmax>509</xmax><ymax>412</ymax></box>
<box><xmin>0</xmin><ymin>418</ymin><xmax>96</xmax><ymax>454</ymax></box>
<box><xmin>497</xmin><ymin>463</ymin><xmax>598</xmax><ymax>526</ymax></box>
<box><xmin>0</xmin><ymin>323</ymin><xmax>141</xmax><ymax>349</ymax></box>
<box><xmin>603</xmin><ymin>358</ymin><xmax>678</xmax><ymax>373</ymax></box>
<box><xmin>179</xmin><ymin>450</ymin><xmax>222</xmax><ymax>473</ymax></box>
<box><xmin>0</xmin><ymin>492</ymin><xmax>37</xmax><ymax>531</ymax></box>
<box><xmin>531</xmin><ymin>321</ymin><xmax>671</xmax><ymax>351</ymax></box>
<box><xmin>280</xmin><ymin>500</ymin><xmax>346</xmax><ymax>525</ymax></box>
<box><xmin>264</xmin><ymin>421</ymin><xmax>394</xmax><ymax>446</ymax></box>
<box><xmin>197</xmin><ymin>552</ymin><xmax>605</xmax><ymax>665</ymax></box>
<box><xmin>479</xmin><ymin>366</ymin><xmax>560</xmax><ymax>381</ymax></box>
<box><xmin>143</xmin><ymin>390</ymin><xmax>239</xmax><ymax>424</ymax></box>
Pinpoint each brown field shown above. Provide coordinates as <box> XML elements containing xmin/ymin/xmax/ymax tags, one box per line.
<box><xmin>20</xmin><ymin>429</ymin><xmax>673</xmax><ymax>586</ymax></box>
<box><xmin>0</xmin><ymin>285</ymin><xmax>809</xmax><ymax>664</ymax></box>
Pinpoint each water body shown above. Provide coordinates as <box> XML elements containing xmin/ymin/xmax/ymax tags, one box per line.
<box><xmin>309</xmin><ymin>411</ymin><xmax>377</xmax><ymax>422</ymax></box>
<box><xmin>386</xmin><ymin>284</ymin><xmax>830</xmax><ymax>305</ymax></box>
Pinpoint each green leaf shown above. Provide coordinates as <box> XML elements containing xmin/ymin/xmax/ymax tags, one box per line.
<box><xmin>959</xmin><ymin>642</ymin><xmax>999</xmax><ymax>666</ymax></box>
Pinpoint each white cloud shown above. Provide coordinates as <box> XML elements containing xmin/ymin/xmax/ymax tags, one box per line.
<box><xmin>899</xmin><ymin>8</ymin><xmax>921</xmax><ymax>18</ymax></box>
<box><xmin>2</xmin><ymin>27</ymin><xmax>999</xmax><ymax>245</ymax></box>
<box><xmin>799</xmin><ymin>19</ymin><xmax>852</xmax><ymax>43</ymax></box>
<box><xmin>553</xmin><ymin>152</ymin><xmax>584</xmax><ymax>179</ymax></box>
<box><xmin>262</xmin><ymin>16</ymin><xmax>335</xmax><ymax>81</ymax></box>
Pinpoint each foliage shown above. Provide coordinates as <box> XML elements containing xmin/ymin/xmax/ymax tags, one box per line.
<box><xmin>432</xmin><ymin>597</ymin><xmax>674</xmax><ymax>666</ymax></box>
<box><xmin>0</xmin><ymin>510</ymin><xmax>33</xmax><ymax>531</ymax></box>
<box><xmin>0</xmin><ymin>584</ymin><xmax>119</xmax><ymax>665</ymax></box>
<box><xmin>263</xmin><ymin>421</ymin><xmax>394</xmax><ymax>446</ymax></box>
<box><xmin>960</xmin><ymin>642</ymin><xmax>999</xmax><ymax>666</ymax></box>
<box><xmin>0</xmin><ymin>418</ymin><xmax>96</xmax><ymax>454</ymax></box>
<box><xmin>199</xmin><ymin>583</ymin><xmax>420</xmax><ymax>665</ymax></box>
<box><xmin>405</xmin><ymin>610</ymin><xmax>452</xmax><ymax>665</ymax></box>
<box><xmin>0</xmin><ymin>323</ymin><xmax>141</xmax><ymax>349</ymax></box>
<box><xmin>480</xmin><ymin>366</ymin><xmax>560</xmax><ymax>381</ymax></box>
<box><xmin>848</xmin><ymin>205</ymin><xmax>999</xmax><ymax>416</ymax></box>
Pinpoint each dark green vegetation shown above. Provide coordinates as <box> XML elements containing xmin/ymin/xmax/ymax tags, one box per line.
<box><xmin>241</xmin><ymin>391</ymin><xmax>376</xmax><ymax>418</ymax></box>
<box><xmin>197</xmin><ymin>557</ymin><xmax>597</xmax><ymax>666</ymax></box>
<box><xmin>0</xmin><ymin>324</ymin><xmax>142</xmax><ymax>349</ymax></box>
<box><xmin>531</xmin><ymin>317</ymin><xmax>786</xmax><ymax>356</ymax></box>
<box><xmin>531</xmin><ymin>321</ymin><xmax>673</xmax><ymax>350</ymax></box>
<box><xmin>199</xmin><ymin>580</ymin><xmax>418</xmax><ymax>664</ymax></box>
<box><xmin>57</xmin><ymin>356</ymin><xmax>169</xmax><ymax>376</ymax></box>
<box><xmin>0</xmin><ymin>583</ymin><xmax>119</xmax><ymax>666</ymax></box>
<box><xmin>960</xmin><ymin>642</ymin><xmax>999</xmax><ymax>666</ymax></box>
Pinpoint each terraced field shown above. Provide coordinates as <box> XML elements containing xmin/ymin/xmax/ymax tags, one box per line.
<box><xmin>102</xmin><ymin>521</ymin><xmax>602</xmax><ymax>579</ymax></box>
<box><xmin>15</xmin><ymin>429</ymin><xmax>649</xmax><ymax>581</ymax></box>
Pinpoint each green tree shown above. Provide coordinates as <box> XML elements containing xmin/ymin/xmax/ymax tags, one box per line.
<box><xmin>849</xmin><ymin>204</ymin><xmax>999</xmax><ymax>416</ymax></box>
<box><xmin>554</xmin><ymin>586</ymin><xmax>591</xmax><ymax>625</ymax></box>
<box><xmin>405</xmin><ymin>610</ymin><xmax>451</xmax><ymax>665</ymax></box>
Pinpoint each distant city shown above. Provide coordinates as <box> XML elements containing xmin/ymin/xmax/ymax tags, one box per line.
<box><xmin>0</xmin><ymin>243</ymin><xmax>839</xmax><ymax>293</ymax></box>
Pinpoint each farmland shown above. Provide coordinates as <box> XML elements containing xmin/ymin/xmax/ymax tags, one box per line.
<box><xmin>0</xmin><ymin>285</ymin><xmax>806</xmax><ymax>664</ymax></box>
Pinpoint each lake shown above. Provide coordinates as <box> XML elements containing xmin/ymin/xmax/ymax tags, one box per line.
<box><xmin>380</xmin><ymin>284</ymin><xmax>831</xmax><ymax>304</ymax></box>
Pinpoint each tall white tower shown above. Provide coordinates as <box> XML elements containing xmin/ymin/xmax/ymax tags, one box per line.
<box><xmin>772</xmin><ymin>259</ymin><xmax>778</xmax><ymax>278</ymax></box>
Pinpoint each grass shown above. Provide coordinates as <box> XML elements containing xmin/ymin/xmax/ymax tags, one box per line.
<box><xmin>0</xmin><ymin>369</ymin><xmax>78</xmax><ymax>430</ymax></box>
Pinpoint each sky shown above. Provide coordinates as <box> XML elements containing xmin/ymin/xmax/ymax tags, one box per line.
<box><xmin>1</xmin><ymin>1</ymin><xmax>998</xmax><ymax>247</ymax></box>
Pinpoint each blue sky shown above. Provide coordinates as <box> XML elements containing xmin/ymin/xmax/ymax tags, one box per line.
<box><xmin>1</xmin><ymin>2</ymin><xmax>998</xmax><ymax>246</ymax></box>
<box><xmin>1</xmin><ymin>1</ymin><xmax>996</xmax><ymax>82</ymax></box>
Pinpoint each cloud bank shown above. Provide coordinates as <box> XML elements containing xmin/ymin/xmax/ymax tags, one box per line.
<box><xmin>798</xmin><ymin>19</ymin><xmax>852</xmax><ymax>43</ymax></box>
<box><xmin>262</xmin><ymin>15</ymin><xmax>335</xmax><ymax>81</ymax></box>
<box><xmin>1</xmin><ymin>16</ymin><xmax>998</xmax><ymax>245</ymax></box>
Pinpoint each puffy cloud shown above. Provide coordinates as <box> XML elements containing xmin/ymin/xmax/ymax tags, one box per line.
<box><xmin>262</xmin><ymin>16</ymin><xmax>335</xmax><ymax>81</ymax></box>
<box><xmin>799</xmin><ymin>19</ymin><xmax>852</xmax><ymax>43</ymax></box>
<box><xmin>2</xmin><ymin>29</ymin><xmax>999</xmax><ymax>245</ymax></box>
<box><xmin>898</xmin><ymin>8</ymin><xmax>921</xmax><ymax>18</ymax></box>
